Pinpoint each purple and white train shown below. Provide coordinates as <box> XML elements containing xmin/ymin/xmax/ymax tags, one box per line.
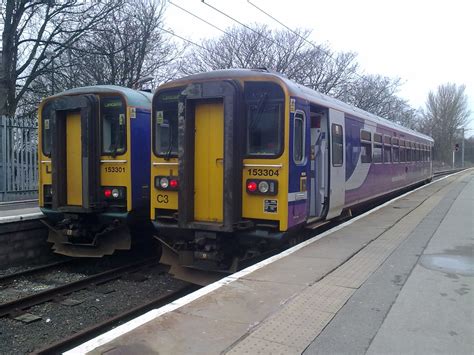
<box><xmin>150</xmin><ymin>69</ymin><xmax>433</xmax><ymax>271</ymax></box>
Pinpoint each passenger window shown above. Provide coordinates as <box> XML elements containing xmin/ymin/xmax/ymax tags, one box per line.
<box><xmin>373</xmin><ymin>133</ymin><xmax>383</xmax><ymax>163</ymax></box>
<box><xmin>101</xmin><ymin>96</ymin><xmax>126</xmax><ymax>155</ymax></box>
<box><xmin>407</xmin><ymin>142</ymin><xmax>413</xmax><ymax>162</ymax></box>
<box><xmin>360</xmin><ymin>130</ymin><xmax>372</xmax><ymax>163</ymax></box>
<box><xmin>400</xmin><ymin>140</ymin><xmax>406</xmax><ymax>162</ymax></box>
<box><xmin>392</xmin><ymin>138</ymin><xmax>399</xmax><ymax>163</ymax></box>
<box><xmin>332</xmin><ymin>124</ymin><xmax>343</xmax><ymax>166</ymax></box>
<box><xmin>293</xmin><ymin>112</ymin><xmax>305</xmax><ymax>164</ymax></box>
<box><xmin>384</xmin><ymin>136</ymin><xmax>392</xmax><ymax>163</ymax></box>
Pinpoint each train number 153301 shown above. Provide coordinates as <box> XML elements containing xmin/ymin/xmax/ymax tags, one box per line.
<box><xmin>248</xmin><ymin>168</ymin><xmax>279</xmax><ymax>177</ymax></box>
<box><xmin>104</xmin><ymin>166</ymin><xmax>125</xmax><ymax>173</ymax></box>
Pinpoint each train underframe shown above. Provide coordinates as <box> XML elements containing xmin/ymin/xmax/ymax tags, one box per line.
<box><xmin>153</xmin><ymin>223</ymin><xmax>303</xmax><ymax>275</ymax></box>
<box><xmin>41</xmin><ymin>210</ymin><xmax>146</xmax><ymax>257</ymax></box>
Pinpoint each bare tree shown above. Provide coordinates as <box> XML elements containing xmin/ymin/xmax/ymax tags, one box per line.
<box><xmin>179</xmin><ymin>25</ymin><xmax>422</xmax><ymax>127</ymax></box>
<box><xmin>420</xmin><ymin>83</ymin><xmax>471</xmax><ymax>163</ymax></box>
<box><xmin>1</xmin><ymin>0</ymin><xmax>121</xmax><ymax>116</ymax></box>
<box><xmin>9</xmin><ymin>0</ymin><xmax>184</xmax><ymax>116</ymax></box>
<box><xmin>345</xmin><ymin>74</ymin><xmax>420</xmax><ymax>128</ymax></box>
<box><xmin>178</xmin><ymin>25</ymin><xmax>359</xmax><ymax>97</ymax></box>
<box><xmin>61</xmin><ymin>0</ymin><xmax>182</xmax><ymax>89</ymax></box>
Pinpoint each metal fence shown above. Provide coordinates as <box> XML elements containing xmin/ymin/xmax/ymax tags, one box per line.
<box><xmin>0</xmin><ymin>115</ymin><xmax>38</xmax><ymax>202</ymax></box>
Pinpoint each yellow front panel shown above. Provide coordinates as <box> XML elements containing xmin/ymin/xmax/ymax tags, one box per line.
<box><xmin>99</xmin><ymin>105</ymin><xmax>133</xmax><ymax>211</ymax></box>
<box><xmin>242</xmin><ymin>161</ymin><xmax>287</xmax><ymax>227</ymax></box>
<box><xmin>66</xmin><ymin>112</ymin><xmax>83</xmax><ymax>206</ymax></box>
<box><xmin>152</xmin><ymin>162</ymin><xmax>179</xmax><ymax>211</ymax></box>
<box><xmin>194</xmin><ymin>102</ymin><xmax>224</xmax><ymax>222</ymax></box>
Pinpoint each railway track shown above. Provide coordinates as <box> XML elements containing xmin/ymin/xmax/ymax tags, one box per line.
<box><xmin>33</xmin><ymin>283</ymin><xmax>198</xmax><ymax>354</ymax></box>
<box><xmin>433</xmin><ymin>168</ymin><xmax>465</xmax><ymax>178</ymax></box>
<box><xmin>0</xmin><ymin>257</ymin><xmax>161</xmax><ymax>318</ymax></box>
<box><xmin>0</xmin><ymin>259</ymin><xmax>73</xmax><ymax>286</ymax></box>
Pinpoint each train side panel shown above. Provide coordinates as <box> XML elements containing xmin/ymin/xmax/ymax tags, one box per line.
<box><xmin>130</xmin><ymin>107</ymin><xmax>151</xmax><ymax>212</ymax></box>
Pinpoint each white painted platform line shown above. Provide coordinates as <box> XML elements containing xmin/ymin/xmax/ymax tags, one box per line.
<box><xmin>64</xmin><ymin>169</ymin><xmax>471</xmax><ymax>355</ymax></box>
<box><xmin>0</xmin><ymin>212</ymin><xmax>44</xmax><ymax>224</ymax></box>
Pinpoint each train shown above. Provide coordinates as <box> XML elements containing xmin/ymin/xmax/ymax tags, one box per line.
<box><xmin>150</xmin><ymin>69</ymin><xmax>433</xmax><ymax>272</ymax></box>
<box><xmin>38</xmin><ymin>85</ymin><xmax>152</xmax><ymax>257</ymax></box>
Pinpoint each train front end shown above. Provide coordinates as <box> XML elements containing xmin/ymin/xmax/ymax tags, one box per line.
<box><xmin>38</xmin><ymin>86</ymin><xmax>151</xmax><ymax>257</ymax></box>
<box><xmin>151</xmin><ymin>71</ymin><xmax>292</xmax><ymax>272</ymax></box>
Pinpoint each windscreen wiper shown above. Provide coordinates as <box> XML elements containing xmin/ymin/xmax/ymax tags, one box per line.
<box><xmin>164</xmin><ymin>123</ymin><xmax>174</xmax><ymax>161</ymax></box>
<box><xmin>249</xmin><ymin>93</ymin><xmax>268</xmax><ymax>130</ymax></box>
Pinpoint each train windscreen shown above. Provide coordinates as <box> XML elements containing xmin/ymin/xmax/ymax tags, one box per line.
<box><xmin>153</xmin><ymin>90</ymin><xmax>180</xmax><ymax>158</ymax></box>
<box><xmin>101</xmin><ymin>97</ymin><xmax>126</xmax><ymax>156</ymax></box>
<box><xmin>245</xmin><ymin>81</ymin><xmax>284</xmax><ymax>157</ymax></box>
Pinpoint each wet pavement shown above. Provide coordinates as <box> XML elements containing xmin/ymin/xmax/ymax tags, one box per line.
<box><xmin>420</xmin><ymin>251</ymin><xmax>474</xmax><ymax>276</ymax></box>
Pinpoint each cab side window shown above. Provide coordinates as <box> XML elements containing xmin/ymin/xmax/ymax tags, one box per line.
<box><xmin>293</xmin><ymin>112</ymin><xmax>306</xmax><ymax>164</ymax></box>
<box><xmin>101</xmin><ymin>96</ymin><xmax>126</xmax><ymax>155</ymax></box>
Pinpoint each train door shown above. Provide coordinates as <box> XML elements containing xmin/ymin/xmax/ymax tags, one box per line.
<box><xmin>65</xmin><ymin>111</ymin><xmax>83</xmax><ymax>206</ymax></box>
<box><xmin>309</xmin><ymin>105</ymin><xmax>329</xmax><ymax>218</ymax></box>
<box><xmin>194</xmin><ymin>101</ymin><xmax>224</xmax><ymax>222</ymax></box>
<box><xmin>326</xmin><ymin>108</ymin><xmax>346</xmax><ymax>219</ymax></box>
<box><xmin>50</xmin><ymin>95</ymin><xmax>101</xmax><ymax>210</ymax></box>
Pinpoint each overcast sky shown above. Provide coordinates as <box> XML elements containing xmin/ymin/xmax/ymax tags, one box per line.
<box><xmin>165</xmin><ymin>0</ymin><xmax>474</xmax><ymax>134</ymax></box>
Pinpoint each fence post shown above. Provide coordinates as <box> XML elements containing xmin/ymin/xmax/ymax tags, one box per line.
<box><xmin>1</xmin><ymin>115</ymin><xmax>7</xmax><ymax>201</ymax></box>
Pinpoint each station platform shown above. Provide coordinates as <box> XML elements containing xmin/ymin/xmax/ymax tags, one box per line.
<box><xmin>68</xmin><ymin>169</ymin><xmax>474</xmax><ymax>355</ymax></box>
<box><xmin>0</xmin><ymin>204</ymin><xmax>42</xmax><ymax>224</ymax></box>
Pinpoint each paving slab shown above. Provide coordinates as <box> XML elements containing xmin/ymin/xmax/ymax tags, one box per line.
<box><xmin>178</xmin><ymin>278</ymin><xmax>305</xmax><ymax>325</ymax></box>
<box><xmin>91</xmin><ymin>311</ymin><xmax>250</xmax><ymax>355</ymax></box>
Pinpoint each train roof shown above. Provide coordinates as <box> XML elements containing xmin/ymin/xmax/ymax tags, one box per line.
<box><xmin>51</xmin><ymin>85</ymin><xmax>152</xmax><ymax>108</ymax></box>
<box><xmin>166</xmin><ymin>69</ymin><xmax>433</xmax><ymax>142</ymax></box>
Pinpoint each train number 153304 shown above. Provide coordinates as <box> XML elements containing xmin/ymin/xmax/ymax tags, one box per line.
<box><xmin>248</xmin><ymin>168</ymin><xmax>279</xmax><ymax>177</ymax></box>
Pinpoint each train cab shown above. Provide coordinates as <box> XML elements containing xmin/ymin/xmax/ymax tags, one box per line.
<box><xmin>38</xmin><ymin>85</ymin><xmax>152</xmax><ymax>257</ymax></box>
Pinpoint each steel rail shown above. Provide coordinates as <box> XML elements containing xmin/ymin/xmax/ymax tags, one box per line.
<box><xmin>433</xmin><ymin>168</ymin><xmax>465</xmax><ymax>178</ymax></box>
<box><xmin>32</xmin><ymin>284</ymin><xmax>198</xmax><ymax>355</ymax></box>
<box><xmin>0</xmin><ymin>259</ymin><xmax>73</xmax><ymax>285</ymax></box>
<box><xmin>0</xmin><ymin>258</ymin><xmax>160</xmax><ymax>318</ymax></box>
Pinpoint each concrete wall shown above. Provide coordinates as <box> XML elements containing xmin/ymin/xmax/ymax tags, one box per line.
<box><xmin>0</xmin><ymin>219</ymin><xmax>51</xmax><ymax>267</ymax></box>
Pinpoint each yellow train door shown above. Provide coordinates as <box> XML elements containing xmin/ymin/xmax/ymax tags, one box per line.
<box><xmin>66</xmin><ymin>111</ymin><xmax>83</xmax><ymax>206</ymax></box>
<box><xmin>194</xmin><ymin>102</ymin><xmax>224</xmax><ymax>222</ymax></box>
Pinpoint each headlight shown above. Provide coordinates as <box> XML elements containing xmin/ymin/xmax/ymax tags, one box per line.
<box><xmin>160</xmin><ymin>177</ymin><xmax>169</xmax><ymax>189</ymax></box>
<box><xmin>258</xmin><ymin>181</ymin><xmax>269</xmax><ymax>193</ymax></box>
<box><xmin>112</xmin><ymin>188</ymin><xmax>120</xmax><ymax>198</ymax></box>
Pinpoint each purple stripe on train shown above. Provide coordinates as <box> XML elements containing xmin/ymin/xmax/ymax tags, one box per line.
<box><xmin>345</xmin><ymin>116</ymin><xmax>431</xmax><ymax>206</ymax></box>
